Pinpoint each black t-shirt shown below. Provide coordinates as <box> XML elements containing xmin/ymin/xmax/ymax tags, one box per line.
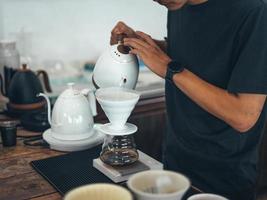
<box><xmin>164</xmin><ymin>0</ymin><xmax>267</xmax><ymax>199</ymax></box>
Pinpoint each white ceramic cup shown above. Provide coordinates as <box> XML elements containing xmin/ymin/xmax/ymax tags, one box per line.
<box><xmin>127</xmin><ymin>170</ymin><xmax>190</xmax><ymax>200</ymax></box>
<box><xmin>64</xmin><ymin>183</ymin><xmax>133</xmax><ymax>200</ymax></box>
<box><xmin>187</xmin><ymin>193</ymin><xmax>229</xmax><ymax>200</ymax></box>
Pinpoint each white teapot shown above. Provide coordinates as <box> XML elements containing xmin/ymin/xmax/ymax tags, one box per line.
<box><xmin>38</xmin><ymin>83</ymin><xmax>97</xmax><ymax>141</ymax></box>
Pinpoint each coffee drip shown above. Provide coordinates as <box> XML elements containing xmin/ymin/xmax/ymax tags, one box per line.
<box><xmin>95</xmin><ymin>87</ymin><xmax>140</xmax><ymax>166</ymax></box>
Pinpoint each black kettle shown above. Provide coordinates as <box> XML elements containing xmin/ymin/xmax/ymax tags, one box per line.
<box><xmin>0</xmin><ymin>64</ymin><xmax>52</xmax><ymax>117</ymax></box>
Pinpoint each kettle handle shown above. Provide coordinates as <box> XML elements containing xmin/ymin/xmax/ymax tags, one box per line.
<box><xmin>0</xmin><ymin>74</ymin><xmax>9</xmax><ymax>103</ymax></box>
<box><xmin>81</xmin><ymin>89</ymin><xmax>97</xmax><ymax>117</ymax></box>
<box><xmin>0</xmin><ymin>74</ymin><xmax>4</xmax><ymax>96</ymax></box>
<box><xmin>36</xmin><ymin>70</ymin><xmax>52</xmax><ymax>93</ymax></box>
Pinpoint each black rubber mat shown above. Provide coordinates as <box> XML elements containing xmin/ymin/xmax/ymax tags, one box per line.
<box><xmin>31</xmin><ymin>146</ymin><xmax>199</xmax><ymax>199</ymax></box>
<box><xmin>31</xmin><ymin>146</ymin><xmax>112</xmax><ymax>195</ymax></box>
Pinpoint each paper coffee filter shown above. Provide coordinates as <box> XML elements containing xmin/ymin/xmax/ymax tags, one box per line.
<box><xmin>96</xmin><ymin>87</ymin><xmax>140</xmax><ymax>130</ymax></box>
<box><xmin>96</xmin><ymin>87</ymin><xmax>140</xmax><ymax>103</ymax></box>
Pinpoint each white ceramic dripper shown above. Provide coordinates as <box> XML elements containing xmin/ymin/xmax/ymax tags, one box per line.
<box><xmin>95</xmin><ymin>87</ymin><xmax>140</xmax><ymax>132</ymax></box>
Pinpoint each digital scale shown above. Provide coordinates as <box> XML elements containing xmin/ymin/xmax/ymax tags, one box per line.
<box><xmin>93</xmin><ymin>150</ymin><xmax>163</xmax><ymax>183</ymax></box>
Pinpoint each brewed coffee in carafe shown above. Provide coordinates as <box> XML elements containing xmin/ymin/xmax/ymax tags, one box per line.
<box><xmin>100</xmin><ymin>134</ymin><xmax>138</xmax><ymax>166</ymax></box>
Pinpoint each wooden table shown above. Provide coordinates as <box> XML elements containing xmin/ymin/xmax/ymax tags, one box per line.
<box><xmin>0</xmin><ymin>95</ymin><xmax>202</xmax><ymax>200</ymax></box>
<box><xmin>0</xmin><ymin>130</ymin><xmax>64</xmax><ymax>200</ymax></box>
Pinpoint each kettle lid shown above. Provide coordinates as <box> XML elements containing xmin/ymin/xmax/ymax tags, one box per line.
<box><xmin>59</xmin><ymin>83</ymin><xmax>80</xmax><ymax>98</ymax></box>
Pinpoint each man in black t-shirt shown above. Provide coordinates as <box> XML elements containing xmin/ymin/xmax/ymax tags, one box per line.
<box><xmin>110</xmin><ymin>0</ymin><xmax>267</xmax><ymax>199</ymax></box>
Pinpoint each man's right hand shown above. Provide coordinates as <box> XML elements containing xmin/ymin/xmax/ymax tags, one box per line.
<box><xmin>110</xmin><ymin>21</ymin><xmax>137</xmax><ymax>45</ymax></box>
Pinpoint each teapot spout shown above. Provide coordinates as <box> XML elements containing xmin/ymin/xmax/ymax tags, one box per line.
<box><xmin>37</xmin><ymin>93</ymin><xmax>52</xmax><ymax>125</ymax></box>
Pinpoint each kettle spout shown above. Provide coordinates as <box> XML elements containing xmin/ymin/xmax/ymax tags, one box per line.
<box><xmin>81</xmin><ymin>89</ymin><xmax>97</xmax><ymax>117</ymax></box>
<box><xmin>37</xmin><ymin>93</ymin><xmax>52</xmax><ymax>125</ymax></box>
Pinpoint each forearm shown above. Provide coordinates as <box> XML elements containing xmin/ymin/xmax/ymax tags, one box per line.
<box><xmin>172</xmin><ymin>69</ymin><xmax>266</xmax><ymax>132</ymax></box>
<box><xmin>122</xmin><ymin>33</ymin><xmax>265</xmax><ymax>132</ymax></box>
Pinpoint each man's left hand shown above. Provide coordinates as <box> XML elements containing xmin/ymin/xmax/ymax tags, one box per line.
<box><xmin>123</xmin><ymin>31</ymin><xmax>171</xmax><ymax>78</ymax></box>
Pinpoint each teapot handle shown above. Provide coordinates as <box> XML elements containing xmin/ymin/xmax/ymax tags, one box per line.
<box><xmin>81</xmin><ymin>89</ymin><xmax>97</xmax><ymax>117</ymax></box>
<box><xmin>36</xmin><ymin>70</ymin><xmax>52</xmax><ymax>93</ymax></box>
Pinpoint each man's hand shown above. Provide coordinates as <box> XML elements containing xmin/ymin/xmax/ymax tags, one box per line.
<box><xmin>124</xmin><ymin>31</ymin><xmax>171</xmax><ymax>78</ymax></box>
<box><xmin>110</xmin><ymin>22</ymin><xmax>137</xmax><ymax>45</ymax></box>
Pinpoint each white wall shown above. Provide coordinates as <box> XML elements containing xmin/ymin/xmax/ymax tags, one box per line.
<box><xmin>0</xmin><ymin>0</ymin><xmax>167</xmax><ymax>69</ymax></box>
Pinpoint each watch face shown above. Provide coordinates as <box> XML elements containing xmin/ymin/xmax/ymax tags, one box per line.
<box><xmin>168</xmin><ymin>61</ymin><xmax>183</xmax><ymax>72</ymax></box>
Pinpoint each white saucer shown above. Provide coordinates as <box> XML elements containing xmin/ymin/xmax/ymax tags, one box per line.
<box><xmin>43</xmin><ymin>124</ymin><xmax>105</xmax><ymax>152</ymax></box>
<box><xmin>99</xmin><ymin>123</ymin><xmax>137</xmax><ymax>136</ymax></box>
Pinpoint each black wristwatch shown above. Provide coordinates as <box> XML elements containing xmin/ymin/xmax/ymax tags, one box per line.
<box><xmin>165</xmin><ymin>60</ymin><xmax>185</xmax><ymax>83</ymax></box>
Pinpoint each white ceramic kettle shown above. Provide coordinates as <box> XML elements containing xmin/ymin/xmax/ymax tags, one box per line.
<box><xmin>93</xmin><ymin>41</ymin><xmax>139</xmax><ymax>89</ymax></box>
<box><xmin>38</xmin><ymin>83</ymin><xmax>97</xmax><ymax>141</ymax></box>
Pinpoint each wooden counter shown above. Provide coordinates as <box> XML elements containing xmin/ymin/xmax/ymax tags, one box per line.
<box><xmin>0</xmin><ymin>138</ymin><xmax>63</xmax><ymax>200</ymax></box>
<box><xmin>0</xmin><ymin>95</ymin><xmax>167</xmax><ymax>200</ymax></box>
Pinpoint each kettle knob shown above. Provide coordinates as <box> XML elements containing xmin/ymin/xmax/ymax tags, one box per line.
<box><xmin>67</xmin><ymin>82</ymin><xmax>75</xmax><ymax>89</ymax></box>
<box><xmin>117</xmin><ymin>45</ymin><xmax>131</xmax><ymax>54</ymax></box>
<box><xmin>21</xmin><ymin>63</ymin><xmax>28</xmax><ymax>70</ymax></box>
<box><xmin>117</xmin><ymin>33</ymin><xmax>131</xmax><ymax>54</ymax></box>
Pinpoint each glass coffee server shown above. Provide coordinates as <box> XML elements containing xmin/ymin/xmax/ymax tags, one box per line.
<box><xmin>95</xmin><ymin>87</ymin><xmax>140</xmax><ymax>166</ymax></box>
